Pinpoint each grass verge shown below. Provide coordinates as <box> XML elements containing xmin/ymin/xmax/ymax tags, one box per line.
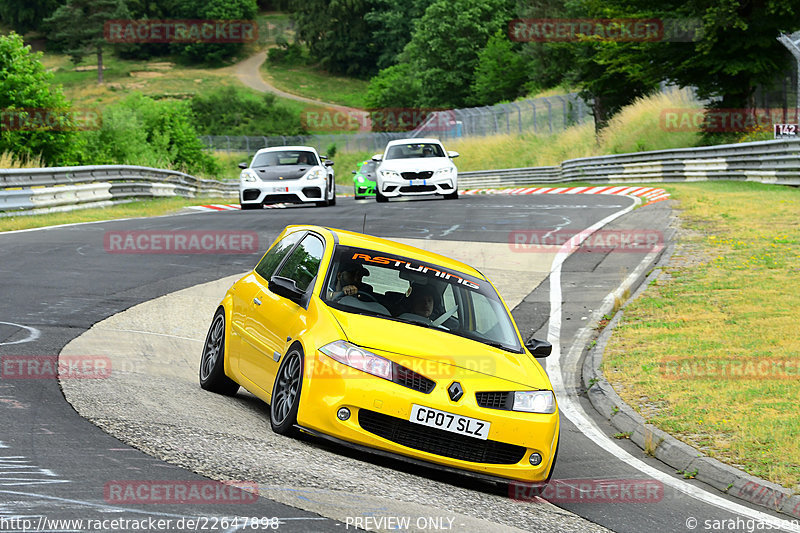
<box><xmin>0</xmin><ymin>197</ymin><xmax>231</xmax><ymax>232</ymax></box>
<box><xmin>261</xmin><ymin>61</ymin><xmax>369</xmax><ymax>110</ymax></box>
<box><xmin>602</xmin><ymin>181</ymin><xmax>800</xmax><ymax>490</ymax></box>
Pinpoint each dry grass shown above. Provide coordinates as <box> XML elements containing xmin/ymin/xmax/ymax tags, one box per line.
<box><xmin>602</xmin><ymin>181</ymin><xmax>800</xmax><ymax>489</ymax></box>
<box><xmin>0</xmin><ymin>152</ymin><xmax>44</xmax><ymax>168</ymax></box>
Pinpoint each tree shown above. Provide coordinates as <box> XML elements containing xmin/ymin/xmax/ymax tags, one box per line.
<box><xmin>402</xmin><ymin>0</ymin><xmax>515</xmax><ymax>108</ymax></box>
<box><xmin>44</xmin><ymin>0</ymin><xmax>129</xmax><ymax>84</ymax></box>
<box><xmin>364</xmin><ymin>0</ymin><xmax>434</xmax><ymax>71</ymax></box>
<box><xmin>0</xmin><ymin>0</ymin><xmax>66</xmax><ymax>34</ymax></box>
<box><xmin>0</xmin><ymin>33</ymin><xmax>79</xmax><ymax>165</ymax></box>
<box><xmin>169</xmin><ymin>0</ymin><xmax>258</xmax><ymax>65</ymax></box>
<box><xmin>365</xmin><ymin>63</ymin><xmax>423</xmax><ymax>109</ymax></box>
<box><xmin>190</xmin><ymin>86</ymin><xmax>304</xmax><ymax>136</ymax></box>
<box><xmin>470</xmin><ymin>29</ymin><xmax>528</xmax><ymax>105</ymax></box>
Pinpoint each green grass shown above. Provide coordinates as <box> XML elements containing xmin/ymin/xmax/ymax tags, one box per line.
<box><xmin>261</xmin><ymin>61</ymin><xmax>369</xmax><ymax>110</ymax></box>
<box><xmin>602</xmin><ymin>181</ymin><xmax>800</xmax><ymax>489</ymax></box>
<box><xmin>0</xmin><ymin>196</ymin><xmax>231</xmax><ymax>232</ymax></box>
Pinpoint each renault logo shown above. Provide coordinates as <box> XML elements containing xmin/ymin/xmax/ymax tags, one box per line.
<box><xmin>447</xmin><ymin>382</ymin><xmax>464</xmax><ymax>402</ymax></box>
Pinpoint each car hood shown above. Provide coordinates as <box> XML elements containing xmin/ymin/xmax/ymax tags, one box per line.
<box><xmin>327</xmin><ymin>307</ymin><xmax>551</xmax><ymax>390</ymax></box>
<box><xmin>379</xmin><ymin>157</ymin><xmax>454</xmax><ymax>173</ymax></box>
<box><xmin>249</xmin><ymin>165</ymin><xmax>316</xmax><ymax>181</ymax></box>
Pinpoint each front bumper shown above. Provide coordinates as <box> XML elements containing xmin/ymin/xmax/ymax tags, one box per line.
<box><xmin>377</xmin><ymin>174</ymin><xmax>457</xmax><ymax>198</ymax></box>
<box><xmin>297</xmin><ymin>351</ymin><xmax>559</xmax><ymax>482</ymax></box>
<box><xmin>354</xmin><ymin>180</ymin><xmax>376</xmax><ymax>197</ymax></box>
<box><xmin>240</xmin><ymin>178</ymin><xmax>326</xmax><ymax>206</ymax></box>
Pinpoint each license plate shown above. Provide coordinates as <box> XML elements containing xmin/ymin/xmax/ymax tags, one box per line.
<box><xmin>408</xmin><ymin>179</ymin><xmax>426</xmax><ymax>186</ymax></box>
<box><xmin>273</xmin><ymin>186</ymin><xmax>289</xmax><ymax>192</ymax></box>
<box><xmin>409</xmin><ymin>404</ymin><xmax>490</xmax><ymax>440</ymax></box>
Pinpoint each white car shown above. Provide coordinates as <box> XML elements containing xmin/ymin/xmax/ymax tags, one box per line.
<box><xmin>238</xmin><ymin>146</ymin><xmax>336</xmax><ymax>209</ymax></box>
<box><xmin>372</xmin><ymin>138</ymin><xmax>459</xmax><ymax>202</ymax></box>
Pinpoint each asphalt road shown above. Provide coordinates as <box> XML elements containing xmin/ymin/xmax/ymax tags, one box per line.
<box><xmin>0</xmin><ymin>195</ymin><xmax>794</xmax><ymax>532</ymax></box>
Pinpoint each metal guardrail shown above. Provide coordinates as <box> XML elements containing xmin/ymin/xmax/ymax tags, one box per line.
<box><xmin>2</xmin><ymin>139</ymin><xmax>798</xmax><ymax>215</ymax></box>
<box><xmin>458</xmin><ymin>138</ymin><xmax>800</xmax><ymax>188</ymax></box>
<box><xmin>0</xmin><ymin>165</ymin><xmax>237</xmax><ymax>216</ymax></box>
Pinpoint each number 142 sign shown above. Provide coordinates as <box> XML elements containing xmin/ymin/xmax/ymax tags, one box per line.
<box><xmin>774</xmin><ymin>123</ymin><xmax>798</xmax><ymax>138</ymax></box>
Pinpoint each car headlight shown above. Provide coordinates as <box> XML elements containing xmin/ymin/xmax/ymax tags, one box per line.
<box><xmin>319</xmin><ymin>340</ymin><xmax>393</xmax><ymax>380</ymax></box>
<box><xmin>241</xmin><ymin>169</ymin><xmax>259</xmax><ymax>182</ymax></box>
<box><xmin>379</xmin><ymin>169</ymin><xmax>400</xmax><ymax>180</ymax></box>
<box><xmin>513</xmin><ymin>391</ymin><xmax>556</xmax><ymax>414</ymax></box>
<box><xmin>305</xmin><ymin>168</ymin><xmax>326</xmax><ymax>181</ymax></box>
<box><xmin>356</xmin><ymin>175</ymin><xmax>365</xmax><ymax>183</ymax></box>
<box><xmin>434</xmin><ymin>167</ymin><xmax>454</xmax><ymax>176</ymax></box>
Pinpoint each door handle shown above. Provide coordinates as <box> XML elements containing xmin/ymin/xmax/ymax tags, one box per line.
<box><xmin>253</xmin><ymin>297</ymin><xmax>262</xmax><ymax>306</ymax></box>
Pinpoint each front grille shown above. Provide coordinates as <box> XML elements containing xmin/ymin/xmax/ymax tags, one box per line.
<box><xmin>302</xmin><ymin>187</ymin><xmax>322</xmax><ymax>198</ymax></box>
<box><xmin>358</xmin><ymin>409</ymin><xmax>526</xmax><ymax>465</ymax></box>
<box><xmin>476</xmin><ymin>392</ymin><xmax>513</xmax><ymax>410</ymax></box>
<box><xmin>262</xmin><ymin>194</ymin><xmax>301</xmax><ymax>204</ymax></box>
<box><xmin>242</xmin><ymin>189</ymin><xmax>260</xmax><ymax>201</ymax></box>
<box><xmin>393</xmin><ymin>364</ymin><xmax>435</xmax><ymax>394</ymax></box>
<box><xmin>399</xmin><ymin>185</ymin><xmax>436</xmax><ymax>193</ymax></box>
<box><xmin>401</xmin><ymin>171</ymin><xmax>434</xmax><ymax>180</ymax></box>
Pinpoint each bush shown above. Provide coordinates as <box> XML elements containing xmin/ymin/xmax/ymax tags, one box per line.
<box><xmin>80</xmin><ymin>93</ymin><xmax>219</xmax><ymax>175</ymax></box>
<box><xmin>267</xmin><ymin>37</ymin><xmax>307</xmax><ymax>65</ymax></box>
<box><xmin>190</xmin><ymin>85</ymin><xmax>303</xmax><ymax>136</ymax></box>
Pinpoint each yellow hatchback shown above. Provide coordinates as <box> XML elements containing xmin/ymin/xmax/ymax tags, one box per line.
<box><xmin>199</xmin><ymin>225</ymin><xmax>559</xmax><ymax>484</ymax></box>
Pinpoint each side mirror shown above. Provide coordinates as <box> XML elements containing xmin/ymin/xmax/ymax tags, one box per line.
<box><xmin>371</xmin><ymin>154</ymin><xmax>383</xmax><ymax>162</ymax></box>
<box><xmin>351</xmin><ymin>170</ymin><xmax>357</xmax><ymax>174</ymax></box>
<box><xmin>447</xmin><ymin>151</ymin><xmax>460</xmax><ymax>159</ymax></box>
<box><xmin>525</xmin><ymin>338</ymin><xmax>552</xmax><ymax>358</ymax></box>
<box><xmin>268</xmin><ymin>276</ymin><xmax>304</xmax><ymax>303</ymax></box>
<box><xmin>238</xmin><ymin>162</ymin><xmax>248</xmax><ymax>169</ymax></box>
<box><xmin>324</xmin><ymin>160</ymin><xmax>334</xmax><ymax>167</ymax></box>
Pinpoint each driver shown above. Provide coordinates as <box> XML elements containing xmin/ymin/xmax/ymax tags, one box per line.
<box><xmin>328</xmin><ymin>261</ymin><xmax>372</xmax><ymax>300</ymax></box>
<box><xmin>399</xmin><ymin>284</ymin><xmax>437</xmax><ymax>323</ymax></box>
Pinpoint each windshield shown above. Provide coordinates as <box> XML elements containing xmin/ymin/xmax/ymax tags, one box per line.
<box><xmin>251</xmin><ymin>150</ymin><xmax>318</xmax><ymax>167</ymax></box>
<box><xmin>322</xmin><ymin>246</ymin><xmax>522</xmax><ymax>352</ymax></box>
<box><xmin>385</xmin><ymin>143</ymin><xmax>445</xmax><ymax>160</ymax></box>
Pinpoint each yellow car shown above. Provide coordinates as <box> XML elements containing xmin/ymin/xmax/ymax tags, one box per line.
<box><xmin>199</xmin><ymin>225</ymin><xmax>559</xmax><ymax>484</ymax></box>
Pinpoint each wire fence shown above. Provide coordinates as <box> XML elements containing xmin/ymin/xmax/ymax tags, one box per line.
<box><xmin>200</xmin><ymin>93</ymin><xmax>593</xmax><ymax>155</ymax></box>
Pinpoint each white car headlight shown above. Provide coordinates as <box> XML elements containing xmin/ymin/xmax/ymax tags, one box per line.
<box><xmin>379</xmin><ymin>169</ymin><xmax>400</xmax><ymax>180</ymax></box>
<box><xmin>434</xmin><ymin>167</ymin><xmax>454</xmax><ymax>175</ymax></box>
<box><xmin>513</xmin><ymin>391</ymin><xmax>556</xmax><ymax>414</ymax></box>
<box><xmin>319</xmin><ymin>340</ymin><xmax>393</xmax><ymax>380</ymax></box>
<box><xmin>241</xmin><ymin>169</ymin><xmax>259</xmax><ymax>182</ymax></box>
<box><xmin>305</xmin><ymin>168</ymin><xmax>326</xmax><ymax>181</ymax></box>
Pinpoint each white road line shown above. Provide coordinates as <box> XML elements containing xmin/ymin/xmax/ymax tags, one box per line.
<box><xmin>545</xmin><ymin>203</ymin><xmax>800</xmax><ymax>531</ymax></box>
<box><xmin>0</xmin><ymin>322</ymin><xmax>40</xmax><ymax>346</ymax></box>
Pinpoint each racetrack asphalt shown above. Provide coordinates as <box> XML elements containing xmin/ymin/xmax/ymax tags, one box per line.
<box><xmin>1</xmin><ymin>194</ymin><xmax>795</xmax><ymax>532</ymax></box>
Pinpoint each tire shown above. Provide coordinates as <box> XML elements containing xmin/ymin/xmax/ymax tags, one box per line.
<box><xmin>240</xmin><ymin>203</ymin><xmax>260</xmax><ymax>210</ymax></box>
<box><xmin>375</xmin><ymin>189</ymin><xmax>388</xmax><ymax>203</ymax></box>
<box><xmin>329</xmin><ymin>183</ymin><xmax>336</xmax><ymax>206</ymax></box>
<box><xmin>444</xmin><ymin>190</ymin><xmax>458</xmax><ymax>200</ymax></box>
<box><xmin>199</xmin><ymin>309</ymin><xmax>240</xmax><ymax>396</ymax></box>
<box><xmin>316</xmin><ymin>180</ymin><xmax>332</xmax><ymax>207</ymax></box>
<box><xmin>270</xmin><ymin>346</ymin><xmax>304</xmax><ymax>436</ymax></box>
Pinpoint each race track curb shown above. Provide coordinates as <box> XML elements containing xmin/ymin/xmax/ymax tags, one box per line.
<box><xmin>580</xmin><ymin>219</ymin><xmax>800</xmax><ymax>520</ymax></box>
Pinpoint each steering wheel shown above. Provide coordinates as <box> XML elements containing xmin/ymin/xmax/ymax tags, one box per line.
<box><xmin>354</xmin><ymin>291</ymin><xmax>378</xmax><ymax>303</ymax></box>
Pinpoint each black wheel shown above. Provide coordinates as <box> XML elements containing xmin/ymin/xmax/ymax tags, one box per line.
<box><xmin>329</xmin><ymin>183</ymin><xmax>336</xmax><ymax>206</ymax></box>
<box><xmin>444</xmin><ymin>190</ymin><xmax>458</xmax><ymax>200</ymax></box>
<box><xmin>316</xmin><ymin>180</ymin><xmax>331</xmax><ymax>207</ymax></box>
<box><xmin>270</xmin><ymin>346</ymin><xmax>304</xmax><ymax>436</ymax></box>
<box><xmin>375</xmin><ymin>189</ymin><xmax>388</xmax><ymax>203</ymax></box>
<box><xmin>240</xmin><ymin>203</ymin><xmax>260</xmax><ymax>210</ymax></box>
<box><xmin>199</xmin><ymin>309</ymin><xmax>240</xmax><ymax>395</ymax></box>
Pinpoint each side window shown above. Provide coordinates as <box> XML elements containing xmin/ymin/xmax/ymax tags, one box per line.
<box><xmin>254</xmin><ymin>232</ymin><xmax>303</xmax><ymax>281</ymax></box>
<box><xmin>276</xmin><ymin>234</ymin><xmax>325</xmax><ymax>292</ymax></box>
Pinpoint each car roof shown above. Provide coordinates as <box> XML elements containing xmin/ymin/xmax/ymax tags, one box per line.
<box><xmin>254</xmin><ymin>146</ymin><xmax>318</xmax><ymax>155</ymax></box>
<box><xmin>385</xmin><ymin>138</ymin><xmax>444</xmax><ymax>147</ymax></box>
<box><xmin>285</xmin><ymin>225</ymin><xmax>485</xmax><ymax>280</ymax></box>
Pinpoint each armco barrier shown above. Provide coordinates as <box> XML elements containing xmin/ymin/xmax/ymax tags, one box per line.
<box><xmin>3</xmin><ymin>139</ymin><xmax>799</xmax><ymax>215</ymax></box>
<box><xmin>0</xmin><ymin>165</ymin><xmax>237</xmax><ymax>216</ymax></box>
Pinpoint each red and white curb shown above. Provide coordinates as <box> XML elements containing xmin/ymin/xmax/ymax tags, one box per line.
<box><xmin>189</xmin><ymin>187</ymin><xmax>670</xmax><ymax>211</ymax></box>
<box><xmin>461</xmin><ymin>186</ymin><xmax>670</xmax><ymax>205</ymax></box>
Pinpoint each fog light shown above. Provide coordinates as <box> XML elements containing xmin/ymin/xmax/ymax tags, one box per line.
<box><xmin>337</xmin><ymin>407</ymin><xmax>351</xmax><ymax>421</ymax></box>
<box><xmin>529</xmin><ymin>453</ymin><xmax>542</xmax><ymax>466</ymax></box>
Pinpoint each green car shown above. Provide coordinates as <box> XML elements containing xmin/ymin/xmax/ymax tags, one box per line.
<box><xmin>352</xmin><ymin>160</ymin><xmax>378</xmax><ymax>198</ymax></box>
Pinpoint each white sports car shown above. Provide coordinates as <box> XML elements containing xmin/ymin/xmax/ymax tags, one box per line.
<box><xmin>239</xmin><ymin>146</ymin><xmax>336</xmax><ymax>209</ymax></box>
<box><xmin>373</xmin><ymin>138</ymin><xmax>459</xmax><ymax>202</ymax></box>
